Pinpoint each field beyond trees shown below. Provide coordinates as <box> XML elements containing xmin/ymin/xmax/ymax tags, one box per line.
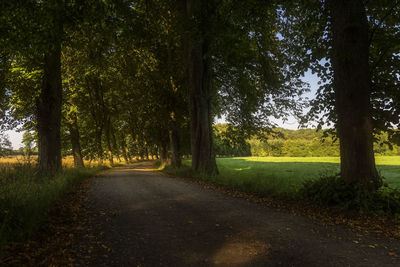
<box><xmin>175</xmin><ymin>156</ymin><xmax>400</xmax><ymax>197</ymax></box>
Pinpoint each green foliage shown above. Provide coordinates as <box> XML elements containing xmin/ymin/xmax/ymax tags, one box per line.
<box><xmin>0</xmin><ymin>164</ymin><xmax>108</xmax><ymax>250</ymax></box>
<box><xmin>0</xmin><ymin>135</ymin><xmax>12</xmax><ymax>156</ymax></box>
<box><xmin>212</xmin><ymin>0</ymin><xmax>308</xmax><ymax>137</ymax></box>
<box><xmin>301</xmin><ymin>176</ymin><xmax>400</xmax><ymax>216</ymax></box>
<box><xmin>21</xmin><ymin>131</ymin><xmax>35</xmax><ymax>160</ymax></box>
<box><xmin>282</xmin><ymin>1</ymin><xmax>400</xmax><ymax>144</ymax></box>
<box><xmin>244</xmin><ymin>127</ymin><xmax>399</xmax><ymax>157</ymax></box>
<box><xmin>213</xmin><ymin>124</ymin><xmax>251</xmax><ymax>157</ymax></box>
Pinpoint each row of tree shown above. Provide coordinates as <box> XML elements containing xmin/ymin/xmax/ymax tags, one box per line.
<box><xmin>214</xmin><ymin>126</ymin><xmax>400</xmax><ymax>157</ymax></box>
<box><xmin>0</xmin><ymin>0</ymin><xmax>399</xmax><ymax>191</ymax></box>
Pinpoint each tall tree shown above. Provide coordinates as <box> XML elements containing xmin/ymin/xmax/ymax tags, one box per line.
<box><xmin>37</xmin><ymin>3</ymin><xmax>63</xmax><ymax>172</ymax></box>
<box><xmin>328</xmin><ymin>0</ymin><xmax>380</xmax><ymax>189</ymax></box>
<box><xmin>283</xmin><ymin>0</ymin><xmax>399</xmax><ymax>189</ymax></box>
<box><xmin>183</xmin><ymin>0</ymin><xmax>218</xmax><ymax>174</ymax></box>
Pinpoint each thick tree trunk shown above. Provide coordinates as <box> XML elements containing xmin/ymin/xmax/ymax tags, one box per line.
<box><xmin>169</xmin><ymin>127</ymin><xmax>181</xmax><ymax>168</ymax></box>
<box><xmin>138</xmin><ymin>136</ymin><xmax>146</xmax><ymax>161</ymax></box>
<box><xmin>105</xmin><ymin>117</ymin><xmax>114</xmax><ymax>165</ymax></box>
<box><xmin>37</xmin><ymin>42</ymin><xmax>62</xmax><ymax>173</ymax></box>
<box><xmin>145</xmin><ymin>146</ymin><xmax>149</xmax><ymax>160</ymax></box>
<box><xmin>68</xmin><ymin>113</ymin><xmax>84</xmax><ymax>168</ymax></box>
<box><xmin>95</xmin><ymin>128</ymin><xmax>103</xmax><ymax>165</ymax></box>
<box><xmin>328</xmin><ymin>0</ymin><xmax>380</xmax><ymax>190</ymax></box>
<box><xmin>111</xmin><ymin>129</ymin><xmax>120</xmax><ymax>162</ymax></box>
<box><xmin>120</xmin><ymin>137</ymin><xmax>129</xmax><ymax>163</ymax></box>
<box><xmin>185</xmin><ymin>0</ymin><xmax>218</xmax><ymax>175</ymax></box>
<box><xmin>159</xmin><ymin>142</ymin><xmax>169</xmax><ymax>166</ymax></box>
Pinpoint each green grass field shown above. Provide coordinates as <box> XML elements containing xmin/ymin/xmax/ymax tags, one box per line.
<box><xmin>181</xmin><ymin>156</ymin><xmax>400</xmax><ymax>197</ymax></box>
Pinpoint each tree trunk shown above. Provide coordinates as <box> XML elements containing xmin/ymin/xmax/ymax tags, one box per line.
<box><xmin>95</xmin><ymin>128</ymin><xmax>103</xmax><ymax>165</ymax></box>
<box><xmin>185</xmin><ymin>0</ymin><xmax>218</xmax><ymax>175</ymax></box>
<box><xmin>110</xmin><ymin>124</ymin><xmax>121</xmax><ymax>162</ymax></box>
<box><xmin>169</xmin><ymin>127</ymin><xmax>181</xmax><ymax>167</ymax></box>
<box><xmin>159</xmin><ymin>142</ymin><xmax>169</xmax><ymax>166</ymax></box>
<box><xmin>145</xmin><ymin>146</ymin><xmax>149</xmax><ymax>160</ymax></box>
<box><xmin>37</xmin><ymin>40</ymin><xmax>62</xmax><ymax>173</ymax></box>
<box><xmin>328</xmin><ymin>0</ymin><xmax>380</xmax><ymax>190</ymax></box>
<box><xmin>120</xmin><ymin>136</ymin><xmax>129</xmax><ymax>163</ymax></box>
<box><xmin>68</xmin><ymin>113</ymin><xmax>84</xmax><ymax>168</ymax></box>
<box><xmin>105</xmin><ymin>117</ymin><xmax>114</xmax><ymax>165</ymax></box>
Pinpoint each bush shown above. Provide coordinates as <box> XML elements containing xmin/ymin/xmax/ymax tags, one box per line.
<box><xmin>301</xmin><ymin>175</ymin><xmax>400</xmax><ymax>216</ymax></box>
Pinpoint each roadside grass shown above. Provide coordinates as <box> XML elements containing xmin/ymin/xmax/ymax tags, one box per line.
<box><xmin>162</xmin><ymin>156</ymin><xmax>400</xmax><ymax>198</ymax></box>
<box><xmin>0</xmin><ymin>164</ymin><xmax>109</xmax><ymax>251</ymax></box>
<box><xmin>160</xmin><ymin>156</ymin><xmax>400</xmax><ymax>217</ymax></box>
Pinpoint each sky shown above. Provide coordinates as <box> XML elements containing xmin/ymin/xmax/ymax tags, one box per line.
<box><xmin>4</xmin><ymin>72</ymin><xmax>321</xmax><ymax>150</ymax></box>
<box><xmin>5</xmin><ymin>129</ymin><xmax>23</xmax><ymax>150</ymax></box>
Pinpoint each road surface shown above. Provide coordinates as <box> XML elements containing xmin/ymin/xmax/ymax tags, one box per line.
<box><xmin>74</xmin><ymin>162</ymin><xmax>400</xmax><ymax>266</ymax></box>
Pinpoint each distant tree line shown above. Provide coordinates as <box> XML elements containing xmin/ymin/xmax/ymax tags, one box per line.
<box><xmin>214</xmin><ymin>124</ymin><xmax>400</xmax><ymax>157</ymax></box>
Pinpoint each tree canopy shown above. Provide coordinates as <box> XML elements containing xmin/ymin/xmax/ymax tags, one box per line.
<box><xmin>0</xmin><ymin>0</ymin><xmax>399</xmax><ymax>190</ymax></box>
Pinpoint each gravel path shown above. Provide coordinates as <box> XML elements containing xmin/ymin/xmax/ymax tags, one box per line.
<box><xmin>75</xmin><ymin>162</ymin><xmax>400</xmax><ymax>266</ymax></box>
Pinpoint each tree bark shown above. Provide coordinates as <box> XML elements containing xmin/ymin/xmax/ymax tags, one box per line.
<box><xmin>159</xmin><ymin>141</ymin><xmax>169</xmax><ymax>166</ymax></box>
<box><xmin>87</xmin><ymin>78</ymin><xmax>105</xmax><ymax>166</ymax></box>
<box><xmin>120</xmin><ymin>136</ymin><xmax>129</xmax><ymax>163</ymax></box>
<box><xmin>95</xmin><ymin>128</ymin><xmax>103</xmax><ymax>165</ymax></box>
<box><xmin>328</xmin><ymin>0</ymin><xmax>380</xmax><ymax>189</ymax></box>
<box><xmin>68</xmin><ymin>113</ymin><xmax>84</xmax><ymax>168</ymax></box>
<box><xmin>145</xmin><ymin>146</ymin><xmax>149</xmax><ymax>160</ymax></box>
<box><xmin>169</xmin><ymin>126</ymin><xmax>181</xmax><ymax>167</ymax></box>
<box><xmin>111</xmin><ymin>128</ymin><xmax>120</xmax><ymax>162</ymax></box>
<box><xmin>105</xmin><ymin>117</ymin><xmax>114</xmax><ymax>165</ymax></box>
<box><xmin>37</xmin><ymin>41</ymin><xmax>62</xmax><ymax>173</ymax></box>
<box><xmin>185</xmin><ymin>0</ymin><xmax>218</xmax><ymax>175</ymax></box>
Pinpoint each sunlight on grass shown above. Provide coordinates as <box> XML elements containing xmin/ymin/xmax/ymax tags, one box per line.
<box><xmin>235</xmin><ymin>156</ymin><xmax>341</xmax><ymax>163</ymax></box>
<box><xmin>181</xmin><ymin>156</ymin><xmax>400</xmax><ymax>197</ymax></box>
<box><xmin>233</xmin><ymin>167</ymin><xmax>251</xmax><ymax>171</ymax></box>
<box><xmin>375</xmin><ymin>156</ymin><xmax>400</xmax><ymax>165</ymax></box>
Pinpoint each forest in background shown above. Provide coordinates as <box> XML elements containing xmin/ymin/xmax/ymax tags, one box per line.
<box><xmin>213</xmin><ymin>124</ymin><xmax>400</xmax><ymax>157</ymax></box>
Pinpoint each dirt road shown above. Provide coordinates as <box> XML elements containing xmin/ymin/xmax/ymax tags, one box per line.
<box><xmin>74</xmin><ymin>162</ymin><xmax>400</xmax><ymax>266</ymax></box>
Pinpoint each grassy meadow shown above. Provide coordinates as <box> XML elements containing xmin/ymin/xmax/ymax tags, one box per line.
<box><xmin>178</xmin><ymin>156</ymin><xmax>400</xmax><ymax>197</ymax></box>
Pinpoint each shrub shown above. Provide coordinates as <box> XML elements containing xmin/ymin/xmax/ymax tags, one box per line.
<box><xmin>301</xmin><ymin>175</ymin><xmax>400</xmax><ymax>216</ymax></box>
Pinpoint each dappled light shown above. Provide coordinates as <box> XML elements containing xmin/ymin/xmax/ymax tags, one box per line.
<box><xmin>1</xmin><ymin>0</ymin><xmax>400</xmax><ymax>265</ymax></box>
<box><xmin>113</xmin><ymin>167</ymin><xmax>156</xmax><ymax>173</ymax></box>
<box><xmin>212</xmin><ymin>234</ymin><xmax>270</xmax><ymax>265</ymax></box>
<box><xmin>233</xmin><ymin>166</ymin><xmax>252</xmax><ymax>171</ymax></box>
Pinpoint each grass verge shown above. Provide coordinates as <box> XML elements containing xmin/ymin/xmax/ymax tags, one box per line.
<box><xmin>158</xmin><ymin>161</ymin><xmax>299</xmax><ymax>199</ymax></box>
<box><xmin>0</xmin><ymin>164</ymin><xmax>109</xmax><ymax>251</ymax></box>
<box><xmin>158</xmin><ymin>157</ymin><xmax>400</xmax><ymax>217</ymax></box>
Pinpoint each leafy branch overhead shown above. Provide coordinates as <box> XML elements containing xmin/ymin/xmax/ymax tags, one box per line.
<box><xmin>0</xmin><ymin>0</ymin><xmax>398</xmax><ymax>189</ymax></box>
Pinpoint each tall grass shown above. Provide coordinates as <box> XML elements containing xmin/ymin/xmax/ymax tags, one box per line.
<box><xmin>0</xmin><ymin>155</ymin><xmax>109</xmax><ymax>168</ymax></box>
<box><xmin>0</xmin><ymin>163</ymin><xmax>108</xmax><ymax>250</ymax></box>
